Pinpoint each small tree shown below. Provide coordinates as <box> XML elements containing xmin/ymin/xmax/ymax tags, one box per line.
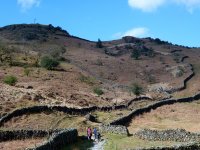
<box><xmin>3</xmin><ymin>75</ymin><xmax>17</xmax><ymax>86</ymax></box>
<box><xmin>24</xmin><ymin>68</ymin><xmax>31</xmax><ymax>76</ymax></box>
<box><xmin>40</xmin><ymin>56</ymin><xmax>59</xmax><ymax>70</ymax></box>
<box><xmin>96</xmin><ymin>38</ymin><xmax>103</xmax><ymax>48</ymax></box>
<box><xmin>93</xmin><ymin>87</ymin><xmax>104</xmax><ymax>96</ymax></box>
<box><xmin>131</xmin><ymin>49</ymin><xmax>141</xmax><ymax>60</ymax></box>
<box><xmin>129</xmin><ymin>83</ymin><xmax>143</xmax><ymax>97</ymax></box>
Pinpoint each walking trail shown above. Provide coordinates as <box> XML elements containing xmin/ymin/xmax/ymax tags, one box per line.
<box><xmin>90</xmin><ymin>140</ymin><xmax>105</xmax><ymax>150</ymax></box>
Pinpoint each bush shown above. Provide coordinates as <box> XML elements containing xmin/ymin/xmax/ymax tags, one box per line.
<box><xmin>93</xmin><ymin>87</ymin><xmax>104</xmax><ymax>96</ymax></box>
<box><xmin>129</xmin><ymin>83</ymin><xmax>143</xmax><ymax>96</ymax></box>
<box><xmin>79</xmin><ymin>75</ymin><xmax>95</xmax><ymax>85</ymax></box>
<box><xmin>131</xmin><ymin>49</ymin><xmax>141</xmax><ymax>60</ymax></box>
<box><xmin>96</xmin><ymin>38</ymin><xmax>103</xmax><ymax>48</ymax></box>
<box><xmin>147</xmin><ymin>48</ymin><xmax>155</xmax><ymax>57</ymax></box>
<box><xmin>40</xmin><ymin>56</ymin><xmax>59</xmax><ymax>70</ymax></box>
<box><xmin>3</xmin><ymin>75</ymin><xmax>17</xmax><ymax>86</ymax></box>
<box><xmin>0</xmin><ymin>43</ymin><xmax>13</xmax><ymax>65</ymax></box>
<box><xmin>24</xmin><ymin>68</ymin><xmax>31</xmax><ymax>76</ymax></box>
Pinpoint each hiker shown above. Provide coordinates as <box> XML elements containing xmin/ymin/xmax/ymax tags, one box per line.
<box><xmin>87</xmin><ymin>127</ymin><xmax>92</xmax><ymax>140</ymax></box>
<box><xmin>97</xmin><ymin>131</ymin><xmax>101</xmax><ymax>141</ymax></box>
<box><xmin>93</xmin><ymin>127</ymin><xmax>98</xmax><ymax>141</ymax></box>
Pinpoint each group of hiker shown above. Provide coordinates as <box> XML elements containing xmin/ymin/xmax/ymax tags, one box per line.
<box><xmin>87</xmin><ymin>127</ymin><xmax>101</xmax><ymax>142</ymax></box>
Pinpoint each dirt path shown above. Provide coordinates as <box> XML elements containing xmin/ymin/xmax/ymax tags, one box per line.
<box><xmin>89</xmin><ymin>140</ymin><xmax>105</xmax><ymax>150</ymax></box>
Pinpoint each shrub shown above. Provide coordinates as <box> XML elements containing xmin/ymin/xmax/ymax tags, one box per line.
<box><xmin>79</xmin><ymin>75</ymin><xmax>95</xmax><ymax>85</ymax></box>
<box><xmin>176</xmin><ymin>66</ymin><xmax>185</xmax><ymax>77</ymax></box>
<box><xmin>96</xmin><ymin>38</ymin><xmax>103</xmax><ymax>48</ymax></box>
<box><xmin>131</xmin><ymin>49</ymin><xmax>141</xmax><ymax>60</ymax></box>
<box><xmin>0</xmin><ymin>43</ymin><xmax>13</xmax><ymax>65</ymax></box>
<box><xmin>40</xmin><ymin>56</ymin><xmax>59</xmax><ymax>70</ymax></box>
<box><xmin>3</xmin><ymin>75</ymin><xmax>17</xmax><ymax>86</ymax></box>
<box><xmin>129</xmin><ymin>83</ymin><xmax>143</xmax><ymax>96</ymax></box>
<box><xmin>147</xmin><ymin>48</ymin><xmax>155</xmax><ymax>57</ymax></box>
<box><xmin>25</xmin><ymin>33</ymin><xmax>39</xmax><ymax>40</ymax></box>
<box><xmin>93</xmin><ymin>87</ymin><xmax>104</xmax><ymax>96</ymax></box>
<box><xmin>154</xmin><ymin>38</ymin><xmax>168</xmax><ymax>45</ymax></box>
<box><xmin>24</xmin><ymin>68</ymin><xmax>31</xmax><ymax>76</ymax></box>
<box><xmin>50</xmin><ymin>47</ymin><xmax>67</xmax><ymax>61</ymax></box>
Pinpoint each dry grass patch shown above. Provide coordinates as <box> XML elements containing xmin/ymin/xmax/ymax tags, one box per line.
<box><xmin>0</xmin><ymin>138</ymin><xmax>45</xmax><ymax>150</ymax></box>
<box><xmin>1</xmin><ymin>111</ymin><xmax>97</xmax><ymax>135</ymax></box>
<box><xmin>128</xmin><ymin>101</ymin><xmax>200</xmax><ymax>133</ymax></box>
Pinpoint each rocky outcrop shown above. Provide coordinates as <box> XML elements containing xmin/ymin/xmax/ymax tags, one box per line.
<box><xmin>105</xmin><ymin>43</ymin><xmax>135</xmax><ymax>56</ymax></box>
<box><xmin>85</xmin><ymin>114</ymin><xmax>97</xmax><ymax>122</ymax></box>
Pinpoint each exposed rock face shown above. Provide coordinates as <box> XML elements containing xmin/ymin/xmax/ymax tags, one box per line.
<box><xmin>166</xmin><ymin>64</ymin><xmax>189</xmax><ymax>78</ymax></box>
<box><xmin>105</xmin><ymin>42</ymin><xmax>151</xmax><ymax>57</ymax></box>
<box><xmin>105</xmin><ymin>43</ymin><xmax>135</xmax><ymax>56</ymax></box>
<box><xmin>85</xmin><ymin>114</ymin><xmax>97</xmax><ymax>122</ymax></box>
<box><xmin>99</xmin><ymin>124</ymin><xmax>128</xmax><ymax>135</ymax></box>
<box><xmin>148</xmin><ymin>83</ymin><xmax>172</xmax><ymax>93</ymax></box>
<box><xmin>122</xmin><ymin>36</ymin><xmax>141</xmax><ymax>43</ymax></box>
<box><xmin>135</xmin><ymin>129</ymin><xmax>200</xmax><ymax>143</ymax></box>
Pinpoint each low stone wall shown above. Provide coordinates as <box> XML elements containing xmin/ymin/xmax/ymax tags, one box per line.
<box><xmin>110</xmin><ymin>92</ymin><xmax>200</xmax><ymax>126</ymax></box>
<box><xmin>167</xmin><ymin>64</ymin><xmax>195</xmax><ymax>94</ymax></box>
<box><xmin>28</xmin><ymin>129</ymin><xmax>78</xmax><ymax>150</ymax></box>
<box><xmin>0</xmin><ymin>96</ymin><xmax>151</xmax><ymax>126</ymax></box>
<box><xmin>0</xmin><ymin>128</ymin><xmax>78</xmax><ymax>150</ymax></box>
<box><xmin>135</xmin><ymin>142</ymin><xmax>200</xmax><ymax>150</ymax></box>
<box><xmin>99</xmin><ymin>124</ymin><xmax>129</xmax><ymax>135</ymax></box>
<box><xmin>0</xmin><ymin>129</ymin><xmax>49</xmax><ymax>142</ymax></box>
<box><xmin>135</xmin><ymin>129</ymin><xmax>200</xmax><ymax>142</ymax></box>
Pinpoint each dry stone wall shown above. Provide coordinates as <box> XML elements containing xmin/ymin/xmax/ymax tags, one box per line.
<box><xmin>135</xmin><ymin>129</ymin><xmax>200</xmax><ymax>143</ymax></box>
<box><xmin>0</xmin><ymin>96</ymin><xmax>151</xmax><ymax>126</ymax></box>
<box><xmin>28</xmin><ymin>129</ymin><xmax>78</xmax><ymax>150</ymax></box>
<box><xmin>0</xmin><ymin>128</ymin><xmax>78</xmax><ymax>150</ymax></box>
<box><xmin>134</xmin><ymin>142</ymin><xmax>200</xmax><ymax>150</ymax></box>
<box><xmin>110</xmin><ymin>92</ymin><xmax>200</xmax><ymax>126</ymax></box>
<box><xmin>99</xmin><ymin>124</ymin><xmax>129</xmax><ymax>135</ymax></box>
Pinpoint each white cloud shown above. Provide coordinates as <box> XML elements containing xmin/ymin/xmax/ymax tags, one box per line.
<box><xmin>124</xmin><ymin>27</ymin><xmax>149</xmax><ymax>37</ymax></box>
<box><xmin>128</xmin><ymin>0</ymin><xmax>200</xmax><ymax>13</ymax></box>
<box><xmin>17</xmin><ymin>0</ymin><xmax>40</xmax><ymax>12</ymax></box>
<box><xmin>128</xmin><ymin>0</ymin><xmax>165</xmax><ymax>12</ymax></box>
<box><xmin>113</xmin><ymin>27</ymin><xmax>149</xmax><ymax>39</ymax></box>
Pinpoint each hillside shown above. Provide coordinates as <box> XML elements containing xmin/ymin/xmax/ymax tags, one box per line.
<box><xmin>0</xmin><ymin>24</ymin><xmax>200</xmax><ymax>149</ymax></box>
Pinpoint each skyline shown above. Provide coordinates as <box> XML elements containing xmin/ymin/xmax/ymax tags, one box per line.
<box><xmin>0</xmin><ymin>0</ymin><xmax>200</xmax><ymax>47</ymax></box>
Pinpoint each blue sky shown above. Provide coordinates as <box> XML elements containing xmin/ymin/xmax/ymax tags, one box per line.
<box><xmin>0</xmin><ymin>0</ymin><xmax>200</xmax><ymax>47</ymax></box>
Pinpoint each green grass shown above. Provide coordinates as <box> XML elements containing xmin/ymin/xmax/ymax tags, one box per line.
<box><xmin>79</xmin><ymin>75</ymin><xmax>96</xmax><ymax>85</ymax></box>
<box><xmin>92</xmin><ymin>110</ymin><xmax>130</xmax><ymax>124</ymax></box>
<box><xmin>3</xmin><ymin>75</ymin><xmax>17</xmax><ymax>86</ymax></box>
<box><xmin>104</xmin><ymin>133</ymin><xmax>183</xmax><ymax>150</ymax></box>
<box><xmin>93</xmin><ymin>87</ymin><xmax>104</xmax><ymax>96</ymax></box>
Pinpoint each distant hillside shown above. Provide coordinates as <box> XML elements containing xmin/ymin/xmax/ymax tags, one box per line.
<box><xmin>0</xmin><ymin>23</ymin><xmax>200</xmax><ymax>109</ymax></box>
